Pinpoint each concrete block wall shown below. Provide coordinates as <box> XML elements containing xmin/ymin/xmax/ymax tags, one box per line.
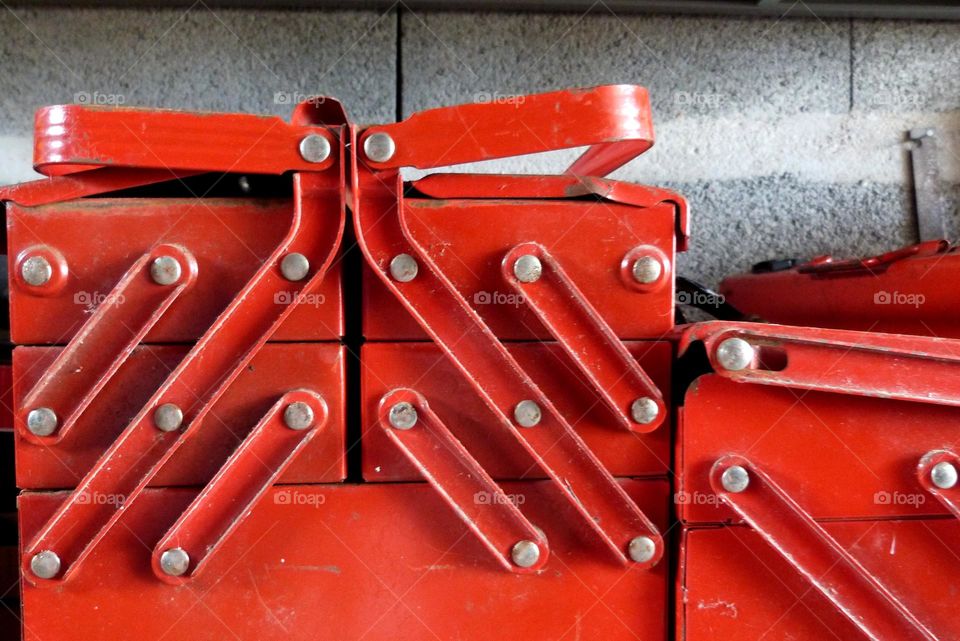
<box><xmin>2</xmin><ymin>7</ymin><xmax>958</xmax><ymax>286</ymax></box>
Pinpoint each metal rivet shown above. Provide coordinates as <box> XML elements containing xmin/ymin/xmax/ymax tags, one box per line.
<box><xmin>150</xmin><ymin>256</ymin><xmax>182</xmax><ymax>286</ymax></box>
<box><xmin>30</xmin><ymin>550</ymin><xmax>61</xmax><ymax>579</ymax></box>
<box><xmin>363</xmin><ymin>132</ymin><xmax>396</xmax><ymax>163</ymax></box>
<box><xmin>630</xmin><ymin>397</ymin><xmax>659</xmax><ymax>425</ymax></box>
<box><xmin>628</xmin><ymin>536</ymin><xmax>656</xmax><ymax>563</ymax></box>
<box><xmin>160</xmin><ymin>547</ymin><xmax>190</xmax><ymax>577</ymax></box>
<box><xmin>26</xmin><ymin>407</ymin><xmax>58</xmax><ymax>437</ymax></box>
<box><xmin>283</xmin><ymin>401</ymin><xmax>315</xmax><ymax>430</ymax></box>
<box><xmin>299</xmin><ymin>133</ymin><xmax>331</xmax><ymax>163</ymax></box>
<box><xmin>931</xmin><ymin>461</ymin><xmax>959</xmax><ymax>490</ymax></box>
<box><xmin>510</xmin><ymin>540</ymin><xmax>541</xmax><ymax>568</ymax></box>
<box><xmin>153</xmin><ymin>404</ymin><xmax>183</xmax><ymax>432</ymax></box>
<box><xmin>631</xmin><ymin>256</ymin><xmax>663</xmax><ymax>285</ymax></box>
<box><xmin>21</xmin><ymin>255</ymin><xmax>53</xmax><ymax>287</ymax></box>
<box><xmin>513</xmin><ymin>400</ymin><xmax>542</xmax><ymax>428</ymax></box>
<box><xmin>716</xmin><ymin>337</ymin><xmax>755</xmax><ymax>372</ymax></box>
<box><xmin>721</xmin><ymin>465</ymin><xmax>750</xmax><ymax>493</ymax></box>
<box><xmin>388</xmin><ymin>402</ymin><xmax>418</xmax><ymax>430</ymax></box>
<box><xmin>280</xmin><ymin>253</ymin><xmax>310</xmax><ymax>282</ymax></box>
<box><xmin>389</xmin><ymin>254</ymin><xmax>418</xmax><ymax>283</ymax></box>
<box><xmin>513</xmin><ymin>255</ymin><xmax>542</xmax><ymax>283</ymax></box>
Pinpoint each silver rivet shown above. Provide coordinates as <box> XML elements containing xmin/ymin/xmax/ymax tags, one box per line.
<box><xmin>150</xmin><ymin>256</ymin><xmax>182</xmax><ymax>286</ymax></box>
<box><xmin>363</xmin><ymin>132</ymin><xmax>396</xmax><ymax>163</ymax></box>
<box><xmin>628</xmin><ymin>536</ymin><xmax>656</xmax><ymax>563</ymax></box>
<box><xmin>721</xmin><ymin>465</ymin><xmax>750</xmax><ymax>493</ymax></box>
<box><xmin>160</xmin><ymin>547</ymin><xmax>190</xmax><ymax>577</ymax></box>
<box><xmin>931</xmin><ymin>461</ymin><xmax>958</xmax><ymax>490</ymax></box>
<box><xmin>631</xmin><ymin>256</ymin><xmax>663</xmax><ymax>285</ymax></box>
<box><xmin>153</xmin><ymin>404</ymin><xmax>183</xmax><ymax>432</ymax></box>
<box><xmin>630</xmin><ymin>397</ymin><xmax>659</xmax><ymax>425</ymax></box>
<box><xmin>26</xmin><ymin>407</ymin><xmax>58</xmax><ymax>437</ymax></box>
<box><xmin>389</xmin><ymin>254</ymin><xmax>418</xmax><ymax>283</ymax></box>
<box><xmin>280</xmin><ymin>253</ymin><xmax>310</xmax><ymax>282</ymax></box>
<box><xmin>21</xmin><ymin>255</ymin><xmax>53</xmax><ymax>287</ymax></box>
<box><xmin>299</xmin><ymin>133</ymin><xmax>331</xmax><ymax>163</ymax></box>
<box><xmin>511</xmin><ymin>540</ymin><xmax>541</xmax><ymax>568</ymax></box>
<box><xmin>283</xmin><ymin>401</ymin><xmax>315</xmax><ymax>430</ymax></box>
<box><xmin>388</xmin><ymin>402</ymin><xmax>418</xmax><ymax>430</ymax></box>
<box><xmin>30</xmin><ymin>550</ymin><xmax>61</xmax><ymax>579</ymax></box>
<box><xmin>513</xmin><ymin>255</ymin><xmax>542</xmax><ymax>283</ymax></box>
<box><xmin>716</xmin><ymin>338</ymin><xmax>755</xmax><ymax>371</ymax></box>
<box><xmin>513</xmin><ymin>400</ymin><xmax>542</xmax><ymax>428</ymax></box>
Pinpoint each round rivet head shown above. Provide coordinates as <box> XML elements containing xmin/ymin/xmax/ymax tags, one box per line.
<box><xmin>716</xmin><ymin>337</ymin><xmax>755</xmax><ymax>372</ymax></box>
<box><xmin>511</xmin><ymin>540</ymin><xmax>541</xmax><ymax>568</ymax></box>
<box><xmin>150</xmin><ymin>256</ymin><xmax>182</xmax><ymax>286</ymax></box>
<box><xmin>21</xmin><ymin>255</ymin><xmax>53</xmax><ymax>287</ymax></box>
<box><xmin>389</xmin><ymin>254</ymin><xmax>418</xmax><ymax>283</ymax></box>
<box><xmin>628</xmin><ymin>536</ymin><xmax>656</xmax><ymax>563</ymax></box>
<box><xmin>299</xmin><ymin>133</ymin><xmax>331</xmax><ymax>163</ymax></box>
<box><xmin>388</xmin><ymin>402</ymin><xmax>418</xmax><ymax>430</ymax></box>
<box><xmin>931</xmin><ymin>461</ymin><xmax>958</xmax><ymax>490</ymax></box>
<box><xmin>280</xmin><ymin>253</ymin><xmax>310</xmax><ymax>282</ymax></box>
<box><xmin>721</xmin><ymin>465</ymin><xmax>750</xmax><ymax>493</ymax></box>
<box><xmin>283</xmin><ymin>401</ymin><xmax>315</xmax><ymax>430</ymax></box>
<box><xmin>513</xmin><ymin>400</ymin><xmax>542</xmax><ymax>428</ymax></box>
<box><xmin>513</xmin><ymin>255</ymin><xmax>542</xmax><ymax>283</ymax></box>
<box><xmin>30</xmin><ymin>550</ymin><xmax>61</xmax><ymax>579</ymax></box>
<box><xmin>153</xmin><ymin>403</ymin><xmax>183</xmax><ymax>432</ymax></box>
<box><xmin>160</xmin><ymin>547</ymin><xmax>190</xmax><ymax>577</ymax></box>
<box><xmin>26</xmin><ymin>407</ymin><xmax>58</xmax><ymax>437</ymax></box>
<box><xmin>630</xmin><ymin>397</ymin><xmax>659</xmax><ymax>425</ymax></box>
<box><xmin>631</xmin><ymin>256</ymin><xmax>663</xmax><ymax>285</ymax></box>
<box><xmin>363</xmin><ymin>132</ymin><xmax>396</xmax><ymax>163</ymax></box>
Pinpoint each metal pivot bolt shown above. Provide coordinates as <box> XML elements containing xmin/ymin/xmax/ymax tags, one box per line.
<box><xmin>389</xmin><ymin>254</ymin><xmax>418</xmax><ymax>283</ymax></box>
<box><xmin>30</xmin><ymin>550</ymin><xmax>61</xmax><ymax>579</ymax></box>
<box><xmin>513</xmin><ymin>400</ymin><xmax>542</xmax><ymax>428</ymax></box>
<box><xmin>26</xmin><ymin>407</ymin><xmax>58</xmax><ymax>437</ymax></box>
<box><xmin>721</xmin><ymin>465</ymin><xmax>750</xmax><ymax>493</ymax></box>
<box><xmin>388</xmin><ymin>401</ymin><xmax>418</xmax><ymax>430</ymax></box>
<box><xmin>363</xmin><ymin>132</ymin><xmax>396</xmax><ymax>163</ymax></box>
<box><xmin>628</xmin><ymin>536</ymin><xmax>656</xmax><ymax>564</ymax></box>
<box><xmin>631</xmin><ymin>255</ymin><xmax>663</xmax><ymax>285</ymax></box>
<box><xmin>283</xmin><ymin>401</ymin><xmax>315</xmax><ymax>431</ymax></box>
<box><xmin>150</xmin><ymin>256</ymin><xmax>182</xmax><ymax>286</ymax></box>
<box><xmin>159</xmin><ymin>547</ymin><xmax>190</xmax><ymax>577</ymax></box>
<box><xmin>510</xmin><ymin>540</ymin><xmax>541</xmax><ymax>568</ymax></box>
<box><xmin>153</xmin><ymin>403</ymin><xmax>184</xmax><ymax>432</ymax></box>
<box><xmin>280</xmin><ymin>253</ymin><xmax>310</xmax><ymax>282</ymax></box>
<box><xmin>21</xmin><ymin>255</ymin><xmax>53</xmax><ymax>287</ymax></box>
<box><xmin>513</xmin><ymin>255</ymin><xmax>542</xmax><ymax>283</ymax></box>
<box><xmin>716</xmin><ymin>337</ymin><xmax>755</xmax><ymax>371</ymax></box>
<box><xmin>299</xmin><ymin>133</ymin><xmax>331</xmax><ymax>163</ymax></box>
<box><xmin>931</xmin><ymin>461</ymin><xmax>959</xmax><ymax>490</ymax></box>
<box><xmin>630</xmin><ymin>397</ymin><xmax>659</xmax><ymax>425</ymax></box>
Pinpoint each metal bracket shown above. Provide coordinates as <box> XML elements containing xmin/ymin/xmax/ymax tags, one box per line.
<box><xmin>710</xmin><ymin>455</ymin><xmax>939</xmax><ymax>641</ymax></box>
<box><xmin>908</xmin><ymin>127</ymin><xmax>953</xmax><ymax>243</ymax></box>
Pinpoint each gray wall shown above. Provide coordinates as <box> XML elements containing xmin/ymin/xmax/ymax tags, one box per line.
<box><xmin>1</xmin><ymin>7</ymin><xmax>958</xmax><ymax>285</ymax></box>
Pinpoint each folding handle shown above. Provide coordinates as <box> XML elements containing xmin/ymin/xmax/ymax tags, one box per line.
<box><xmin>152</xmin><ymin>390</ymin><xmax>327</xmax><ymax>583</ymax></box>
<box><xmin>358</xmin><ymin>85</ymin><xmax>653</xmax><ymax>175</ymax></box>
<box><xmin>710</xmin><ymin>455</ymin><xmax>938</xmax><ymax>641</ymax></box>
<box><xmin>378</xmin><ymin>389</ymin><xmax>549</xmax><ymax>573</ymax></box>
<box><xmin>502</xmin><ymin>242</ymin><xmax>666</xmax><ymax>432</ymax></box>
<box><xmin>17</xmin><ymin>244</ymin><xmax>198</xmax><ymax>445</ymax></box>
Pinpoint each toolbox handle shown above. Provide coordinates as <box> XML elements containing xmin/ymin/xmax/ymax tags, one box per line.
<box><xmin>358</xmin><ymin>85</ymin><xmax>653</xmax><ymax>176</ymax></box>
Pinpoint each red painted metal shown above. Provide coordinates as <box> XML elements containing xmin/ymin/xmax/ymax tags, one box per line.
<box><xmin>376</xmin><ymin>388</ymin><xmax>549</xmax><ymax>573</ymax></box>
<box><xmin>151</xmin><ymin>389</ymin><xmax>328</xmax><ymax>583</ymax></box>
<box><xmin>0</xmin><ymin>167</ymin><xmax>203</xmax><ymax>207</ymax></box>
<box><xmin>917</xmin><ymin>450</ymin><xmax>960</xmax><ymax>520</ymax></box>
